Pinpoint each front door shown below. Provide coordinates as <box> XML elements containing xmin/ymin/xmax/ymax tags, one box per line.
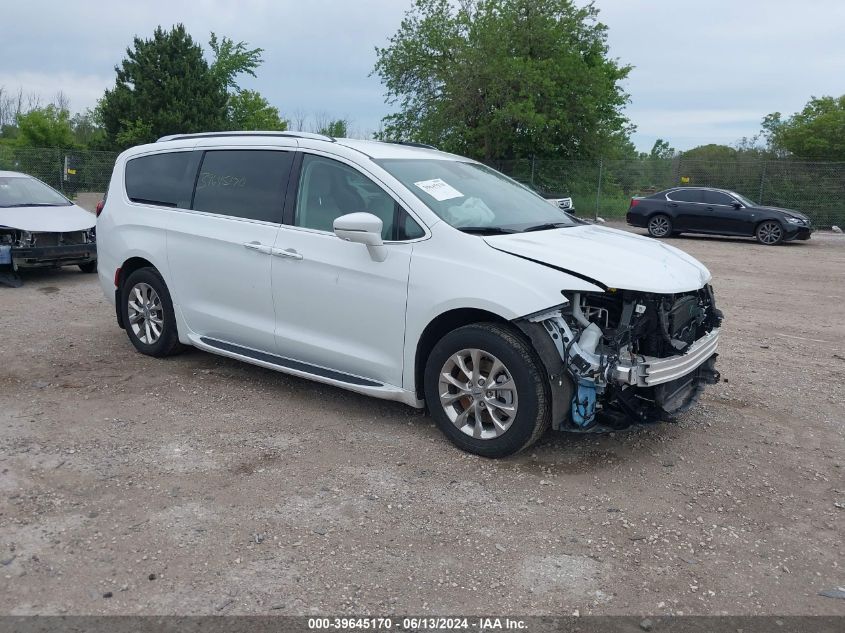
<box><xmin>700</xmin><ymin>189</ymin><xmax>753</xmax><ymax>235</ymax></box>
<box><xmin>271</xmin><ymin>153</ymin><xmax>423</xmax><ymax>387</ymax></box>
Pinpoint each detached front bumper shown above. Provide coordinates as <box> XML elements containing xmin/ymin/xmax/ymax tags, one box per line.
<box><xmin>11</xmin><ymin>243</ymin><xmax>97</xmax><ymax>268</ymax></box>
<box><xmin>613</xmin><ymin>328</ymin><xmax>721</xmax><ymax>387</ymax></box>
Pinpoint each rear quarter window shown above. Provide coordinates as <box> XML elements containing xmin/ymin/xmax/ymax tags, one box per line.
<box><xmin>666</xmin><ymin>188</ymin><xmax>703</xmax><ymax>203</ymax></box>
<box><xmin>125</xmin><ymin>151</ymin><xmax>198</xmax><ymax>208</ymax></box>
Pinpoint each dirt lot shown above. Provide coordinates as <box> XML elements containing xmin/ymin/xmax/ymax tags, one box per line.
<box><xmin>1</xmin><ymin>227</ymin><xmax>843</xmax><ymax>616</ymax></box>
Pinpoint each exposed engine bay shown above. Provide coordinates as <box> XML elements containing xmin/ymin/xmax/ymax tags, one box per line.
<box><xmin>517</xmin><ymin>287</ymin><xmax>723</xmax><ymax>431</ymax></box>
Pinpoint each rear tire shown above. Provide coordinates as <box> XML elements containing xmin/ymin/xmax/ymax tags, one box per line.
<box><xmin>755</xmin><ymin>220</ymin><xmax>783</xmax><ymax>245</ymax></box>
<box><xmin>647</xmin><ymin>214</ymin><xmax>672</xmax><ymax>238</ymax></box>
<box><xmin>120</xmin><ymin>267</ymin><xmax>184</xmax><ymax>357</ymax></box>
<box><xmin>78</xmin><ymin>260</ymin><xmax>97</xmax><ymax>273</ymax></box>
<box><xmin>424</xmin><ymin>323</ymin><xmax>550</xmax><ymax>458</ymax></box>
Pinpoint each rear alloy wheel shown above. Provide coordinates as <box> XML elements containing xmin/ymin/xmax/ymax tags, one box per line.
<box><xmin>121</xmin><ymin>268</ymin><xmax>184</xmax><ymax>357</ymax></box>
<box><xmin>756</xmin><ymin>220</ymin><xmax>783</xmax><ymax>245</ymax></box>
<box><xmin>647</xmin><ymin>214</ymin><xmax>672</xmax><ymax>238</ymax></box>
<box><xmin>424</xmin><ymin>323</ymin><xmax>550</xmax><ymax>458</ymax></box>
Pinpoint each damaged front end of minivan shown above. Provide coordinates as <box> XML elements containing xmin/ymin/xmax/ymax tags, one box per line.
<box><xmin>516</xmin><ymin>287</ymin><xmax>723</xmax><ymax>432</ymax></box>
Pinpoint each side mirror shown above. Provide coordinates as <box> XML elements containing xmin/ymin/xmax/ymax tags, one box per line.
<box><xmin>732</xmin><ymin>202</ymin><xmax>742</xmax><ymax>209</ymax></box>
<box><xmin>333</xmin><ymin>212</ymin><xmax>387</xmax><ymax>262</ymax></box>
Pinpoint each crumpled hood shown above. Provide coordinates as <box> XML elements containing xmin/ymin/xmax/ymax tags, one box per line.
<box><xmin>0</xmin><ymin>204</ymin><xmax>95</xmax><ymax>232</ymax></box>
<box><xmin>484</xmin><ymin>224</ymin><xmax>711</xmax><ymax>294</ymax></box>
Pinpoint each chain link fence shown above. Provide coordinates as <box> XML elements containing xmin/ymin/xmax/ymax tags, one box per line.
<box><xmin>0</xmin><ymin>146</ymin><xmax>117</xmax><ymax>199</ymax></box>
<box><xmin>1</xmin><ymin>147</ymin><xmax>843</xmax><ymax>227</ymax></box>
<box><xmin>493</xmin><ymin>157</ymin><xmax>845</xmax><ymax>228</ymax></box>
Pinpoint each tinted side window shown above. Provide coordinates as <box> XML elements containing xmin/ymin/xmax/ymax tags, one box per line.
<box><xmin>667</xmin><ymin>188</ymin><xmax>702</xmax><ymax>203</ymax></box>
<box><xmin>125</xmin><ymin>152</ymin><xmax>197</xmax><ymax>208</ymax></box>
<box><xmin>295</xmin><ymin>155</ymin><xmax>414</xmax><ymax>240</ymax></box>
<box><xmin>192</xmin><ymin>150</ymin><xmax>292</xmax><ymax>223</ymax></box>
<box><xmin>703</xmin><ymin>190</ymin><xmax>735</xmax><ymax>205</ymax></box>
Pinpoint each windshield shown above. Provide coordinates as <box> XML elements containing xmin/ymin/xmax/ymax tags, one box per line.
<box><xmin>0</xmin><ymin>176</ymin><xmax>71</xmax><ymax>208</ymax></box>
<box><xmin>376</xmin><ymin>159</ymin><xmax>576</xmax><ymax>232</ymax></box>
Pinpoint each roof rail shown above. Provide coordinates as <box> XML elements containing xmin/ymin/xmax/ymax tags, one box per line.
<box><xmin>382</xmin><ymin>140</ymin><xmax>438</xmax><ymax>150</ymax></box>
<box><xmin>156</xmin><ymin>130</ymin><xmax>335</xmax><ymax>143</ymax></box>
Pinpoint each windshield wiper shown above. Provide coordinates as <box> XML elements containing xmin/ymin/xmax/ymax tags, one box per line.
<box><xmin>521</xmin><ymin>222</ymin><xmax>571</xmax><ymax>233</ymax></box>
<box><xmin>456</xmin><ymin>226</ymin><xmax>518</xmax><ymax>235</ymax></box>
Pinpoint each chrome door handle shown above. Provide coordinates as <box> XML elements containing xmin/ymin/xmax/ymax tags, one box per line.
<box><xmin>272</xmin><ymin>247</ymin><xmax>303</xmax><ymax>260</ymax></box>
<box><xmin>243</xmin><ymin>241</ymin><xmax>272</xmax><ymax>254</ymax></box>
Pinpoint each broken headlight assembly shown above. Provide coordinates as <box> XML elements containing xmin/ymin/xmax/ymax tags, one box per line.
<box><xmin>17</xmin><ymin>230</ymin><xmax>34</xmax><ymax>247</ymax></box>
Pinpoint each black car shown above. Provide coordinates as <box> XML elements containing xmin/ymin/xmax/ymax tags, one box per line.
<box><xmin>626</xmin><ymin>187</ymin><xmax>813</xmax><ymax>245</ymax></box>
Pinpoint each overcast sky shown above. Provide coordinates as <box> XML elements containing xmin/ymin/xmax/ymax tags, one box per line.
<box><xmin>1</xmin><ymin>0</ymin><xmax>843</xmax><ymax>152</ymax></box>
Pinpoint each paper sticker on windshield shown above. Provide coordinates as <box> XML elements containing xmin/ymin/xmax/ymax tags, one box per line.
<box><xmin>413</xmin><ymin>178</ymin><xmax>464</xmax><ymax>201</ymax></box>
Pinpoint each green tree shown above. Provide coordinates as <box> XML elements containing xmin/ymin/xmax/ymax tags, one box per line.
<box><xmin>15</xmin><ymin>105</ymin><xmax>76</xmax><ymax>148</ymax></box>
<box><xmin>648</xmin><ymin>138</ymin><xmax>675</xmax><ymax>159</ymax></box>
<box><xmin>681</xmin><ymin>143</ymin><xmax>737</xmax><ymax>161</ymax></box>
<box><xmin>209</xmin><ymin>33</ymin><xmax>264</xmax><ymax>91</ymax></box>
<box><xmin>70</xmin><ymin>109</ymin><xmax>105</xmax><ymax>147</ymax></box>
<box><xmin>318</xmin><ymin>119</ymin><xmax>348</xmax><ymax>137</ymax></box>
<box><xmin>762</xmin><ymin>95</ymin><xmax>845</xmax><ymax>161</ymax></box>
<box><xmin>373</xmin><ymin>0</ymin><xmax>633</xmax><ymax>161</ymax></box>
<box><xmin>227</xmin><ymin>90</ymin><xmax>287</xmax><ymax>131</ymax></box>
<box><xmin>98</xmin><ymin>24</ymin><xmax>228</xmax><ymax>148</ymax></box>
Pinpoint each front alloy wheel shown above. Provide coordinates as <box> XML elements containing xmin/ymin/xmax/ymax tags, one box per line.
<box><xmin>424</xmin><ymin>323</ymin><xmax>550</xmax><ymax>458</ymax></box>
<box><xmin>756</xmin><ymin>221</ymin><xmax>783</xmax><ymax>245</ymax></box>
<box><xmin>438</xmin><ymin>348</ymin><xmax>519</xmax><ymax>440</ymax></box>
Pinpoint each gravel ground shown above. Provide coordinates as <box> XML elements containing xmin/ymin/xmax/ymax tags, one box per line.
<box><xmin>1</xmin><ymin>227</ymin><xmax>843</xmax><ymax>616</ymax></box>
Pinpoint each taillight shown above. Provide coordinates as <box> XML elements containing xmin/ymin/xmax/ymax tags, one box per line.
<box><xmin>629</xmin><ymin>198</ymin><xmax>640</xmax><ymax>208</ymax></box>
<box><xmin>95</xmin><ymin>199</ymin><xmax>105</xmax><ymax>217</ymax></box>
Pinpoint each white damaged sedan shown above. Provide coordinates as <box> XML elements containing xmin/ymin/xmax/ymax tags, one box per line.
<box><xmin>0</xmin><ymin>170</ymin><xmax>97</xmax><ymax>276</ymax></box>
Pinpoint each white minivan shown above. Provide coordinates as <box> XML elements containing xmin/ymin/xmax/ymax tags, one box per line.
<box><xmin>97</xmin><ymin>132</ymin><xmax>722</xmax><ymax>457</ymax></box>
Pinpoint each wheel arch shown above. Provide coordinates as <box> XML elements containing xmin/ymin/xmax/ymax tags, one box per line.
<box><xmin>414</xmin><ymin>308</ymin><xmax>510</xmax><ymax>400</ymax></box>
<box><xmin>755</xmin><ymin>216</ymin><xmax>783</xmax><ymax>230</ymax></box>
<box><xmin>114</xmin><ymin>256</ymin><xmax>160</xmax><ymax>329</ymax></box>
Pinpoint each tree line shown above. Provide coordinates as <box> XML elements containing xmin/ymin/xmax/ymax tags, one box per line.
<box><xmin>1</xmin><ymin>1</ymin><xmax>843</xmax><ymax>164</ymax></box>
<box><xmin>0</xmin><ymin>25</ymin><xmax>352</xmax><ymax>152</ymax></box>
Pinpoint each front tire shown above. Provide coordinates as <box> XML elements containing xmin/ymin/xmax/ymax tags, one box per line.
<box><xmin>120</xmin><ymin>268</ymin><xmax>183</xmax><ymax>357</ymax></box>
<box><xmin>647</xmin><ymin>214</ymin><xmax>672</xmax><ymax>238</ymax></box>
<box><xmin>424</xmin><ymin>323</ymin><xmax>550</xmax><ymax>458</ymax></box>
<box><xmin>756</xmin><ymin>220</ymin><xmax>783</xmax><ymax>245</ymax></box>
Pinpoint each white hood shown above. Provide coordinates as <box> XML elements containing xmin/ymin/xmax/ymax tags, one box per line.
<box><xmin>484</xmin><ymin>224</ymin><xmax>711</xmax><ymax>294</ymax></box>
<box><xmin>0</xmin><ymin>204</ymin><xmax>95</xmax><ymax>232</ymax></box>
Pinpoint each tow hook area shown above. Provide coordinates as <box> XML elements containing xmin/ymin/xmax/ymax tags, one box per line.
<box><xmin>529</xmin><ymin>310</ymin><xmax>613</xmax><ymax>429</ymax></box>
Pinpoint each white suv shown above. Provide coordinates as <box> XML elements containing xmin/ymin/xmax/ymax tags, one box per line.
<box><xmin>97</xmin><ymin>132</ymin><xmax>722</xmax><ymax>457</ymax></box>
